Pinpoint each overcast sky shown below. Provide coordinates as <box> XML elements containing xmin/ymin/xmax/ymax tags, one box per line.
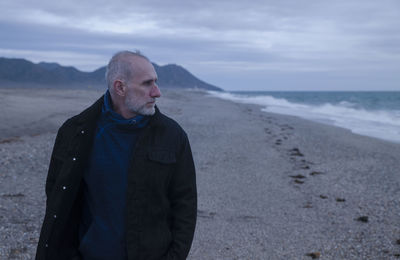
<box><xmin>1</xmin><ymin>0</ymin><xmax>399</xmax><ymax>91</ymax></box>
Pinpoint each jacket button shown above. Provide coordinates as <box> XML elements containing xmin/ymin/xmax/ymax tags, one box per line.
<box><xmin>62</xmin><ymin>186</ymin><xmax>66</xmax><ymax>190</ymax></box>
<box><xmin>81</xmin><ymin>130</ymin><xmax>85</xmax><ymax>134</ymax></box>
<box><xmin>53</xmin><ymin>215</ymin><xmax>57</xmax><ymax>218</ymax></box>
<box><xmin>45</xmin><ymin>244</ymin><xmax>48</xmax><ymax>248</ymax></box>
<box><xmin>72</xmin><ymin>157</ymin><xmax>77</xmax><ymax>161</ymax></box>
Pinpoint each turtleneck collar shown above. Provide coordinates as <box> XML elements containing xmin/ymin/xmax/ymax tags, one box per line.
<box><xmin>101</xmin><ymin>90</ymin><xmax>148</xmax><ymax>129</ymax></box>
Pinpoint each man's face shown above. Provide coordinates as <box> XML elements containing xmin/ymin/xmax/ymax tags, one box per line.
<box><xmin>124</xmin><ymin>57</ymin><xmax>161</xmax><ymax>116</ymax></box>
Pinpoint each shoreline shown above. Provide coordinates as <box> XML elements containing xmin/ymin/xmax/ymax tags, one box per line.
<box><xmin>206</xmin><ymin>90</ymin><xmax>400</xmax><ymax>145</ymax></box>
<box><xmin>1</xmin><ymin>88</ymin><xmax>400</xmax><ymax>259</ymax></box>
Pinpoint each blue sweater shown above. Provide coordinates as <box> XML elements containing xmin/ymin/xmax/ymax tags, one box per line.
<box><xmin>79</xmin><ymin>91</ymin><xmax>148</xmax><ymax>259</ymax></box>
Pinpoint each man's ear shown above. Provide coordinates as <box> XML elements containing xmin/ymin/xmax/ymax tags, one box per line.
<box><xmin>113</xmin><ymin>80</ymin><xmax>125</xmax><ymax>96</ymax></box>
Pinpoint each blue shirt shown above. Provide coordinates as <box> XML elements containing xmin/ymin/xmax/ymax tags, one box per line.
<box><xmin>79</xmin><ymin>91</ymin><xmax>148</xmax><ymax>259</ymax></box>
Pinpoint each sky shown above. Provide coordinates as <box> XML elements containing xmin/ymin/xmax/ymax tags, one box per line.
<box><xmin>0</xmin><ymin>0</ymin><xmax>399</xmax><ymax>91</ymax></box>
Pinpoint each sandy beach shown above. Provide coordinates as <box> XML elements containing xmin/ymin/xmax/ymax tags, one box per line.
<box><xmin>1</xmin><ymin>88</ymin><xmax>400</xmax><ymax>259</ymax></box>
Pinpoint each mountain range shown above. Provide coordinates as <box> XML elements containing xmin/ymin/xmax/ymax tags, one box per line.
<box><xmin>0</xmin><ymin>57</ymin><xmax>222</xmax><ymax>91</ymax></box>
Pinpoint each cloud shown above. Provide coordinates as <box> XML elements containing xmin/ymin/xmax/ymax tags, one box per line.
<box><xmin>0</xmin><ymin>0</ymin><xmax>399</xmax><ymax>90</ymax></box>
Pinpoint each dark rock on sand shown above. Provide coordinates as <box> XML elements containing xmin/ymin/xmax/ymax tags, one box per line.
<box><xmin>356</xmin><ymin>216</ymin><xmax>369</xmax><ymax>223</ymax></box>
<box><xmin>306</xmin><ymin>251</ymin><xmax>321</xmax><ymax>258</ymax></box>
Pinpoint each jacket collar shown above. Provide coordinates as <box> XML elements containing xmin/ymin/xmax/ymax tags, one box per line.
<box><xmin>76</xmin><ymin>95</ymin><xmax>104</xmax><ymax>125</ymax></box>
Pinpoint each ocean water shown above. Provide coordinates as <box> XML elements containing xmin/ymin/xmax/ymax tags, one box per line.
<box><xmin>208</xmin><ymin>91</ymin><xmax>400</xmax><ymax>144</ymax></box>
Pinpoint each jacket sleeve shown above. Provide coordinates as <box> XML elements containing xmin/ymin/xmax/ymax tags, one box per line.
<box><xmin>45</xmin><ymin>126</ymin><xmax>65</xmax><ymax>199</ymax></box>
<box><xmin>166</xmin><ymin>133</ymin><xmax>197</xmax><ymax>260</ymax></box>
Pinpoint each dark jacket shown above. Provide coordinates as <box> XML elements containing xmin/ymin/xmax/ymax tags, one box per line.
<box><xmin>36</xmin><ymin>96</ymin><xmax>197</xmax><ymax>260</ymax></box>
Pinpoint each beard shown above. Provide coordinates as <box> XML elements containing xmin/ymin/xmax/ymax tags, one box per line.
<box><xmin>124</xmin><ymin>95</ymin><xmax>156</xmax><ymax>116</ymax></box>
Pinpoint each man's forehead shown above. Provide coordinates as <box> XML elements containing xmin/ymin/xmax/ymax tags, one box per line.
<box><xmin>128</xmin><ymin>57</ymin><xmax>157</xmax><ymax>79</ymax></box>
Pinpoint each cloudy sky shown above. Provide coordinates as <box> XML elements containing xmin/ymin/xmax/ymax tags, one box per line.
<box><xmin>1</xmin><ymin>0</ymin><xmax>399</xmax><ymax>91</ymax></box>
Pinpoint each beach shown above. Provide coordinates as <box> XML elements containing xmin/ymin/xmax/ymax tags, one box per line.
<box><xmin>1</xmin><ymin>88</ymin><xmax>400</xmax><ymax>259</ymax></box>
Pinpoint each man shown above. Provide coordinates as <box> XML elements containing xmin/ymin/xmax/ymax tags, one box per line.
<box><xmin>36</xmin><ymin>51</ymin><xmax>197</xmax><ymax>260</ymax></box>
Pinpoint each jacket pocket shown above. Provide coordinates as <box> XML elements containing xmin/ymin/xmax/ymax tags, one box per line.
<box><xmin>142</xmin><ymin>150</ymin><xmax>176</xmax><ymax>200</ymax></box>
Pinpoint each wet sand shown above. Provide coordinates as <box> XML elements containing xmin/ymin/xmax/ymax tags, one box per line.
<box><xmin>1</xmin><ymin>88</ymin><xmax>400</xmax><ymax>259</ymax></box>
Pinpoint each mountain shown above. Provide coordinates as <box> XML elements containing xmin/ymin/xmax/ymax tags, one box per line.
<box><xmin>0</xmin><ymin>57</ymin><xmax>222</xmax><ymax>91</ymax></box>
<box><xmin>152</xmin><ymin>63</ymin><xmax>219</xmax><ymax>90</ymax></box>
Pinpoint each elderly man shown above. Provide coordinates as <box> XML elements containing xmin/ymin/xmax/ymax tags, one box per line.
<box><xmin>36</xmin><ymin>51</ymin><xmax>197</xmax><ymax>260</ymax></box>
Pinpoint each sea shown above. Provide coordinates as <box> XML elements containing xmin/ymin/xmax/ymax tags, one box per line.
<box><xmin>207</xmin><ymin>91</ymin><xmax>400</xmax><ymax>144</ymax></box>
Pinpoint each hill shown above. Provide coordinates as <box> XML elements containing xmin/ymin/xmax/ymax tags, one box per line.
<box><xmin>0</xmin><ymin>57</ymin><xmax>222</xmax><ymax>91</ymax></box>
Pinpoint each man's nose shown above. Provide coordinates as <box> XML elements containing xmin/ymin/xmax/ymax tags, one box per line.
<box><xmin>150</xmin><ymin>84</ymin><xmax>161</xmax><ymax>98</ymax></box>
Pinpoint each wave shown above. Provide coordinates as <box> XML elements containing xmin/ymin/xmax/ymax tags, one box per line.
<box><xmin>208</xmin><ymin>91</ymin><xmax>400</xmax><ymax>143</ymax></box>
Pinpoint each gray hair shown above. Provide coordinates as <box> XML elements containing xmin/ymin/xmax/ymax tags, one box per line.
<box><xmin>105</xmin><ymin>50</ymin><xmax>150</xmax><ymax>89</ymax></box>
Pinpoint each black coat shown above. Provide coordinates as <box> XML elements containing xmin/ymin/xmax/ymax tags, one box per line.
<box><xmin>36</xmin><ymin>96</ymin><xmax>197</xmax><ymax>260</ymax></box>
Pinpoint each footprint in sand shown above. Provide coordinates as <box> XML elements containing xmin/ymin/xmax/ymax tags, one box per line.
<box><xmin>290</xmin><ymin>148</ymin><xmax>304</xmax><ymax>157</ymax></box>
<box><xmin>264</xmin><ymin>128</ymin><xmax>272</xmax><ymax>135</ymax></box>
<box><xmin>290</xmin><ymin>174</ymin><xmax>306</xmax><ymax>179</ymax></box>
<box><xmin>310</xmin><ymin>171</ymin><xmax>324</xmax><ymax>176</ymax></box>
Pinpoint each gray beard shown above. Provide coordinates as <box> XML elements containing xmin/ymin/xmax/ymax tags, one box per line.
<box><xmin>125</xmin><ymin>99</ymin><xmax>156</xmax><ymax>116</ymax></box>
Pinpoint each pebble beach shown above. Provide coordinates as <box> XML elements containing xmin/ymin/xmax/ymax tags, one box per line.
<box><xmin>1</xmin><ymin>88</ymin><xmax>400</xmax><ymax>259</ymax></box>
